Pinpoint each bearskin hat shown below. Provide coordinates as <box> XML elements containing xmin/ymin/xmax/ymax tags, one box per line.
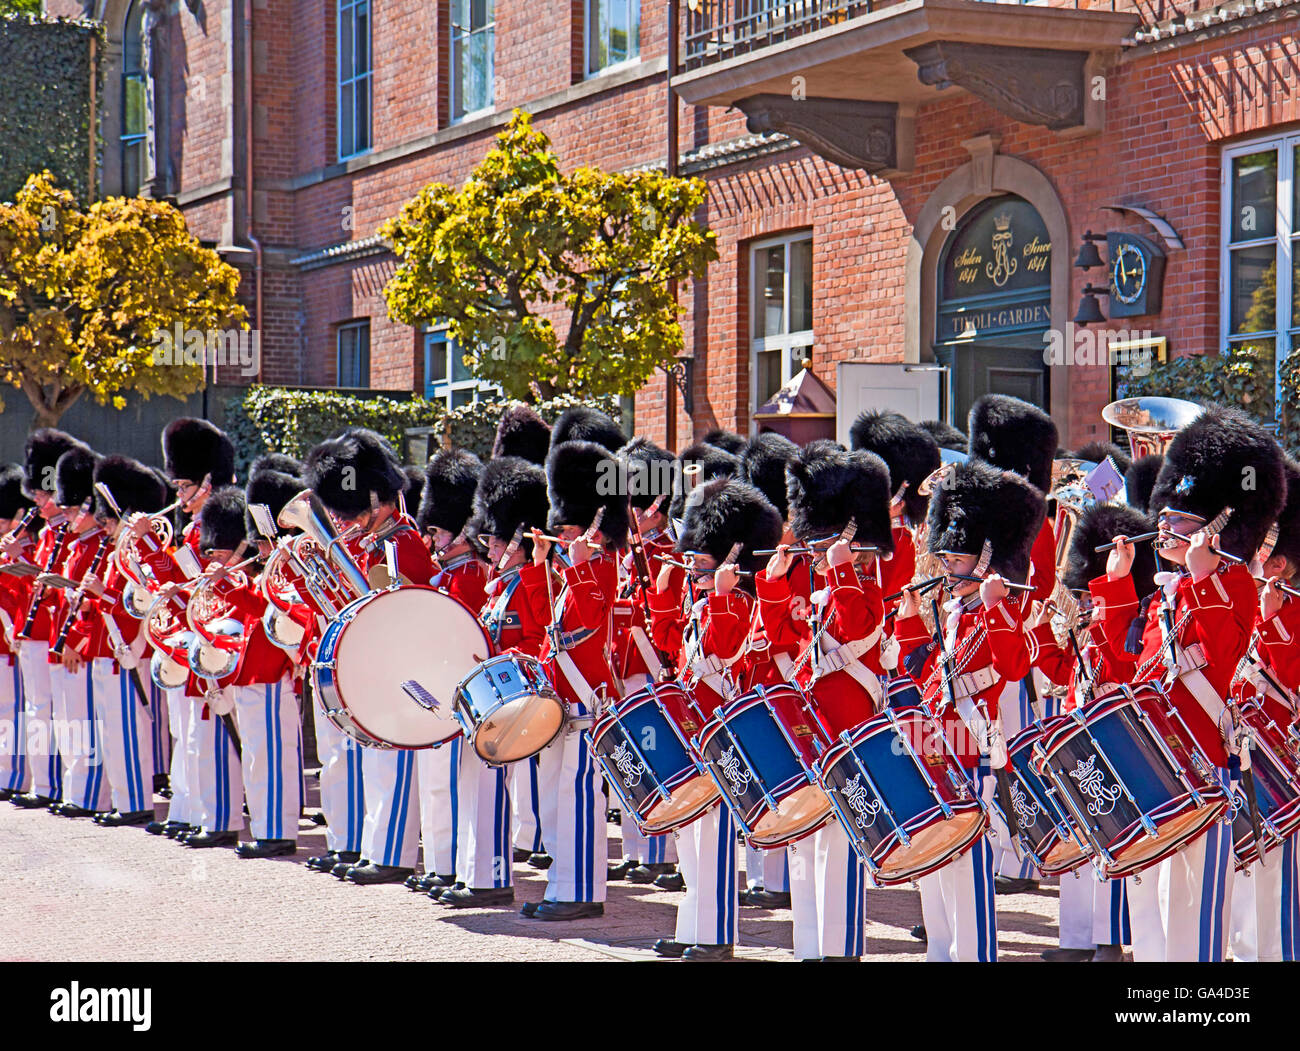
<box><xmin>54</xmin><ymin>445</ymin><xmax>100</xmax><ymax>507</ymax></box>
<box><xmin>926</xmin><ymin>460</ymin><xmax>1046</xmax><ymax>583</ymax></box>
<box><xmin>0</xmin><ymin>464</ymin><xmax>34</xmax><ymax>520</ymax></box>
<box><xmin>669</xmin><ymin>440</ymin><xmax>742</xmax><ymax>519</ymax></box>
<box><xmin>304</xmin><ymin>427</ymin><xmax>407</xmax><ymax>518</ymax></box>
<box><xmin>93</xmin><ymin>456</ymin><xmax>168</xmax><ymax>520</ymax></box>
<box><xmin>1073</xmin><ymin>440</ymin><xmax>1131</xmax><ymax>477</ymax></box>
<box><xmin>676</xmin><ymin>478</ymin><xmax>783</xmax><ymax>577</ymax></box>
<box><xmin>1124</xmin><ymin>454</ymin><xmax>1163</xmax><ymax>515</ymax></box>
<box><xmin>1148</xmin><ymin>404</ymin><xmax>1286</xmax><ymax>560</ymax></box>
<box><xmin>162</xmin><ymin>418</ymin><xmax>236</xmax><ymax>486</ymax></box>
<box><xmin>250</xmin><ymin>453</ymin><xmax>304</xmax><ymax>477</ymax></box>
<box><xmin>492</xmin><ymin>404</ymin><xmax>552</xmax><ymax>465</ymax></box>
<box><xmin>197</xmin><ymin>486</ymin><xmax>248</xmax><ymax>553</ymax></box>
<box><xmin>23</xmin><ymin>428</ymin><xmax>80</xmax><ymax>499</ymax></box>
<box><xmin>473</xmin><ymin>456</ymin><xmax>549</xmax><ymax>545</ymax></box>
<box><xmin>919</xmin><ymin>420</ymin><xmax>968</xmax><ymax>453</ymax></box>
<box><xmin>968</xmin><ymin>395</ymin><xmax>1057</xmax><ymax>494</ymax></box>
<box><xmin>740</xmin><ymin>432</ymin><xmax>799</xmax><ymax>521</ymax></box>
<box><xmin>545</xmin><ymin>440</ymin><xmax>630</xmax><ymax>547</ymax></box>
<box><xmin>802</xmin><ymin>438</ymin><xmax>846</xmax><ymax>457</ymax></box>
<box><xmin>617</xmin><ymin>437</ymin><xmax>676</xmax><ymax>512</ymax></box>
<box><xmin>1064</xmin><ymin>503</ymin><xmax>1157</xmax><ymax>598</ymax></box>
<box><xmin>402</xmin><ymin>463</ymin><xmax>425</xmax><ymax>510</ymax></box>
<box><xmin>701</xmin><ymin>428</ymin><xmax>747</xmax><ymax>456</ymax></box>
<box><xmin>550</xmin><ymin>406</ymin><xmax>626</xmax><ymax>454</ymax></box>
<box><xmin>786</xmin><ymin>446</ymin><xmax>895</xmax><ymax>556</ymax></box>
<box><xmin>849</xmin><ymin>410</ymin><xmax>942</xmax><ymax>526</ymax></box>
<box><xmin>418</xmin><ymin>449</ymin><xmax>483</xmax><ymax>536</ymax></box>
<box><xmin>1267</xmin><ymin>457</ymin><xmax>1300</xmax><ymax>570</ymax></box>
<box><xmin>245</xmin><ymin>468</ymin><xmax>305</xmax><ymax>541</ymax></box>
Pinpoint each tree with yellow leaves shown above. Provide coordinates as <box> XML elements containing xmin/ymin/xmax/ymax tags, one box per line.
<box><xmin>0</xmin><ymin>171</ymin><xmax>245</xmax><ymax>428</ymax></box>
<box><xmin>381</xmin><ymin>111</ymin><xmax>717</xmax><ymax>401</ymax></box>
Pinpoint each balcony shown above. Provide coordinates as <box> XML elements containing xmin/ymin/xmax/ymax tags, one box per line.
<box><xmin>683</xmin><ymin>0</ymin><xmax>879</xmax><ymax>72</ymax></box>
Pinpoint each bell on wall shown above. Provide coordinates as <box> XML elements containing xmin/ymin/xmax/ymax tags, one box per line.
<box><xmin>1073</xmin><ymin>285</ymin><xmax>1108</xmax><ymax>326</ymax></box>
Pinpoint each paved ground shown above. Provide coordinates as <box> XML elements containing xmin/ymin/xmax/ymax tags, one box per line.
<box><xmin>0</xmin><ymin>774</ymin><xmax>1066</xmax><ymax>962</ymax></box>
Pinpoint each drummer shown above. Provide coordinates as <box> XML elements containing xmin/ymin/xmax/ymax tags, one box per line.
<box><xmin>756</xmin><ymin>444</ymin><xmax>895</xmax><ymax>961</ymax></box>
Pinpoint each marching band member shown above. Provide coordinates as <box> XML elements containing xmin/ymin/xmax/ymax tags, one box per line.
<box><xmin>758</xmin><ymin>446</ymin><xmax>895</xmax><ymax>961</ymax></box>
<box><xmin>518</xmin><ymin>435</ymin><xmax>626</xmax><ymax>921</ymax></box>
<box><xmin>894</xmin><ymin>459</ymin><xmax>1046</xmax><ymax>961</ymax></box>
<box><xmin>919</xmin><ymin>420</ymin><xmax>967</xmax><ymax>455</ymax></box>
<box><xmin>649</xmin><ymin>477</ymin><xmax>782</xmax><ymax>959</ymax></box>
<box><xmin>305</xmin><ymin>428</ymin><xmax>435</xmax><ymax>884</ymax></box>
<box><xmin>1097</xmin><ymin>406</ymin><xmax>1284</xmax><ymax>962</ymax></box>
<box><xmin>0</xmin><ymin>465</ymin><xmax>36</xmax><ymax>802</ymax></box>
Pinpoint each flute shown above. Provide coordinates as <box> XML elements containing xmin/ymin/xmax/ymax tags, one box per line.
<box><xmin>884</xmin><ymin>575</ymin><xmax>947</xmax><ymax>604</ymax></box>
<box><xmin>753</xmin><ymin>543</ymin><xmax>879</xmax><ymax>557</ymax></box>
<box><xmin>1094</xmin><ymin>530</ymin><xmax>1159</xmax><ymax>553</ymax></box>
<box><xmin>945</xmin><ymin>572</ymin><xmax>1034</xmax><ymax>593</ymax></box>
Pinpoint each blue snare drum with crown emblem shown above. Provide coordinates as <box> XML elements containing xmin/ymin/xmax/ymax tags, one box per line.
<box><xmin>1003</xmin><ymin>721</ymin><xmax>1093</xmax><ymax>876</ymax></box>
<box><xmin>1228</xmin><ymin>700</ymin><xmax>1300</xmax><ymax>870</ymax></box>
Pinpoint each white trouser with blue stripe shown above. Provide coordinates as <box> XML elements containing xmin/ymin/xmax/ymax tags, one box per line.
<box><xmin>1059</xmin><ymin>867</ymin><xmax>1130</xmax><ymax>949</ymax></box>
<box><xmin>188</xmin><ymin>693</ymin><xmax>244</xmax><ymax>832</ymax></box>
<box><xmin>416</xmin><ymin>738</ymin><xmax>459</xmax><ymax>876</ymax></box>
<box><xmin>149</xmin><ymin>682</ymin><xmax>169</xmax><ymax>782</ymax></box>
<box><xmin>788</xmin><ymin>820</ymin><xmax>866</xmax><ymax>959</ymax></box>
<box><xmin>50</xmin><ymin>663</ymin><xmax>107</xmax><ymax>811</ymax></box>
<box><xmin>920</xmin><ymin>770</ymin><xmax>998</xmax><ymax>961</ymax></box>
<box><xmin>232</xmin><ymin>678</ymin><xmax>301</xmax><ymax>841</ymax></box>
<box><xmin>1127</xmin><ymin>767</ymin><xmax>1234</xmax><ymax>962</ymax></box>
<box><xmin>1229</xmin><ymin>835</ymin><xmax>1300</xmax><ymax>962</ymax></box>
<box><xmin>994</xmin><ymin>678</ymin><xmax>1041</xmax><ymax>880</ymax></box>
<box><xmin>511</xmin><ymin>756</ymin><xmax>544</xmax><ymax>854</ymax></box>
<box><xmin>675</xmin><ymin>803</ymin><xmax>737</xmax><ymax>944</ymax></box>
<box><xmin>745</xmin><ymin>842</ymin><xmax>786</xmax><ymax>891</ymax></box>
<box><xmin>17</xmin><ymin>641</ymin><xmax>60</xmax><ymax>800</ymax></box>
<box><xmin>90</xmin><ymin>659</ymin><xmax>154</xmax><ymax>814</ymax></box>
<box><xmin>536</xmin><ymin>724</ymin><xmax>606</xmax><ymax>903</ymax></box>
<box><xmin>455</xmin><ymin>744</ymin><xmax>513</xmax><ymax>888</ymax></box>
<box><xmin>360</xmin><ymin>745</ymin><xmax>419</xmax><ymax>868</ymax></box>
<box><xmin>312</xmin><ymin>697</ymin><xmax>364</xmax><ymax>853</ymax></box>
<box><xmin>164</xmin><ymin>686</ymin><xmax>194</xmax><ymax>825</ymax></box>
<box><xmin>0</xmin><ymin>657</ymin><xmax>28</xmax><ymax>794</ymax></box>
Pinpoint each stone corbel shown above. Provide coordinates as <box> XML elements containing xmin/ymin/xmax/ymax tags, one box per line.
<box><xmin>734</xmin><ymin>95</ymin><xmax>915</xmax><ymax>177</ymax></box>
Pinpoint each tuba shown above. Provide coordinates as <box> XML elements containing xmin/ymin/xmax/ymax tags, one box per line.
<box><xmin>276</xmin><ymin>490</ymin><xmax>372</xmax><ymax>615</ymax></box>
<box><xmin>144</xmin><ymin>588</ymin><xmax>195</xmax><ymax>690</ymax></box>
<box><xmin>185</xmin><ymin>563</ymin><xmax>252</xmax><ymax>682</ymax></box>
<box><xmin>1102</xmin><ymin>397</ymin><xmax>1203</xmax><ymax>460</ymax></box>
<box><xmin>259</xmin><ymin>543</ymin><xmax>309</xmax><ymax>653</ymax></box>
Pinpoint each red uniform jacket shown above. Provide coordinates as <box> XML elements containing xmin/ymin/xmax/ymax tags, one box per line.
<box><xmin>521</xmin><ymin>550</ymin><xmax>617</xmax><ymax>712</ymax></box>
<box><xmin>648</xmin><ymin>576</ymin><xmax>752</xmax><ymax>717</ymax></box>
<box><xmin>480</xmin><ymin>564</ymin><xmax>547</xmax><ymax>659</ymax></box>
<box><xmin>70</xmin><ymin>555</ymin><xmax>151</xmax><ymax>666</ymax></box>
<box><xmin>53</xmin><ymin>529</ymin><xmax>113</xmax><ymax>660</ymax></box>
<box><xmin>357</xmin><ymin>514</ymin><xmax>435</xmax><ymax>587</ymax></box>
<box><xmin>1027</xmin><ymin>617</ymin><xmax>1137</xmax><ymax>713</ymax></box>
<box><xmin>738</xmin><ymin>554</ymin><xmax>812</xmax><ymax>692</ymax></box>
<box><xmin>1028</xmin><ymin>520</ymin><xmax>1057</xmax><ymax>605</ymax></box>
<box><xmin>613</xmin><ymin>531</ymin><xmax>684</xmax><ymax>682</ymax></box>
<box><xmin>1235</xmin><ymin>594</ymin><xmax>1299</xmax><ymax>730</ymax></box>
<box><xmin>18</xmin><ymin>523</ymin><xmax>73</xmax><ymax>644</ymax></box>
<box><xmin>877</xmin><ymin>525</ymin><xmax>916</xmax><ymax>606</ymax></box>
<box><xmin>431</xmin><ymin>551</ymin><xmax>489</xmax><ymax>615</ymax></box>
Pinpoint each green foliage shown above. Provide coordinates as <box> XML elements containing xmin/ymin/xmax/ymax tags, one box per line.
<box><xmin>0</xmin><ymin>15</ymin><xmax>104</xmax><ymax>204</ymax></box>
<box><xmin>381</xmin><ymin>110</ymin><xmax>717</xmax><ymax>402</ymax></box>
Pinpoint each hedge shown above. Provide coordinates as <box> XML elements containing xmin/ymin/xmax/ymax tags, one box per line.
<box><xmin>0</xmin><ymin>15</ymin><xmax>104</xmax><ymax>204</ymax></box>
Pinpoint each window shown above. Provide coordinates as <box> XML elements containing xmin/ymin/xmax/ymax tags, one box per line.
<box><xmin>121</xmin><ymin>0</ymin><xmax>147</xmax><ymax>196</ymax></box>
<box><xmin>1221</xmin><ymin>136</ymin><xmax>1300</xmax><ymax>419</ymax></box>
<box><xmin>337</xmin><ymin>321</ymin><xmax>371</xmax><ymax>387</ymax></box>
<box><xmin>424</xmin><ymin>328</ymin><xmax>500</xmax><ymax>408</ymax></box>
<box><xmin>450</xmin><ymin>0</ymin><xmax>495</xmax><ymax>123</ymax></box>
<box><xmin>586</xmin><ymin>0</ymin><xmax>640</xmax><ymax>76</ymax></box>
<box><xmin>750</xmin><ymin>232</ymin><xmax>813</xmax><ymax>411</ymax></box>
<box><xmin>338</xmin><ymin>0</ymin><xmax>373</xmax><ymax>159</ymax></box>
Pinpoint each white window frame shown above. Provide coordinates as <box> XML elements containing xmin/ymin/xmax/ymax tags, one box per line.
<box><xmin>449</xmin><ymin>0</ymin><xmax>495</xmax><ymax>125</ymax></box>
<box><xmin>337</xmin><ymin>320</ymin><xmax>371</xmax><ymax>388</ymax></box>
<box><xmin>337</xmin><ymin>0</ymin><xmax>373</xmax><ymax>161</ymax></box>
<box><xmin>584</xmin><ymin>0</ymin><xmax>641</xmax><ymax>79</ymax></box>
<box><xmin>1221</xmin><ymin>134</ymin><xmax>1298</xmax><ymax>418</ymax></box>
<box><xmin>423</xmin><ymin>326</ymin><xmax>500</xmax><ymax>409</ymax></box>
<box><xmin>750</xmin><ymin>231</ymin><xmax>814</xmax><ymax>415</ymax></box>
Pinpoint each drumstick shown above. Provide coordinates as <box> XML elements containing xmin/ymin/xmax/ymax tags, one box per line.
<box><xmin>884</xmin><ymin>575</ymin><xmax>946</xmax><ymax>604</ymax></box>
<box><xmin>1094</xmin><ymin>530</ymin><xmax>1158</xmax><ymax>553</ymax></box>
<box><xmin>946</xmin><ymin>572</ymin><xmax>1034</xmax><ymax>593</ymax></box>
<box><xmin>659</xmin><ymin>557</ymin><xmax>753</xmax><ymax>577</ymax></box>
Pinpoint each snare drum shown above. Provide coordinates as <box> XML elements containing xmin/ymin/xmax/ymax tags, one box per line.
<box><xmin>695</xmin><ymin>684</ymin><xmax>833</xmax><ymax>849</ymax></box>
<box><xmin>313</xmin><ymin>586</ymin><xmax>490</xmax><ymax>748</ymax></box>
<box><xmin>1229</xmin><ymin>700</ymin><xmax>1300</xmax><ymax>870</ymax></box>
<box><xmin>591</xmin><ymin>682</ymin><xmax>719</xmax><ymax>834</ymax></box>
<box><xmin>453</xmin><ymin>654</ymin><xmax>566</xmax><ymax>764</ymax></box>
<box><xmin>1003</xmin><ymin>721</ymin><xmax>1092</xmax><ymax>876</ymax></box>
<box><xmin>817</xmin><ymin>707</ymin><xmax>989</xmax><ymax>886</ymax></box>
<box><xmin>1037</xmin><ymin>684</ymin><xmax>1229</xmax><ymax>879</ymax></box>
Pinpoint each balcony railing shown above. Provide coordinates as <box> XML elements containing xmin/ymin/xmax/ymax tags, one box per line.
<box><xmin>682</xmin><ymin>0</ymin><xmax>875</xmax><ymax>71</ymax></box>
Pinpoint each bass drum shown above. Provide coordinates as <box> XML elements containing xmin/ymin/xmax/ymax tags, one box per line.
<box><xmin>314</xmin><ymin>586</ymin><xmax>490</xmax><ymax>748</ymax></box>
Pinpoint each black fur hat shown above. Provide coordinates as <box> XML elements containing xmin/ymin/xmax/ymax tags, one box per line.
<box><xmin>250</xmin><ymin>453</ymin><xmax>304</xmax><ymax>477</ymax></box>
<box><xmin>1073</xmin><ymin>440</ymin><xmax>1131</xmax><ymax>477</ymax></box>
<box><xmin>23</xmin><ymin>428</ymin><xmax>80</xmax><ymax>498</ymax></box>
<box><xmin>245</xmin><ymin>468</ymin><xmax>305</xmax><ymax>540</ymax></box>
<box><xmin>493</xmin><ymin>404</ymin><xmax>552</xmax><ymax>465</ymax></box>
<box><xmin>93</xmin><ymin>456</ymin><xmax>167</xmax><ymax>519</ymax></box>
<box><xmin>849</xmin><ymin>410</ymin><xmax>942</xmax><ymax>526</ymax></box>
<box><xmin>473</xmin><ymin>457</ymin><xmax>549</xmax><ymax>545</ymax></box>
<box><xmin>669</xmin><ymin>441</ymin><xmax>742</xmax><ymax>519</ymax></box>
<box><xmin>1148</xmin><ymin>404</ymin><xmax>1286</xmax><ymax>560</ymax></box>
<box><xmin>676</xmin><ymin>478</ymin><xmax>783</xmax><ymax>577</ymax></box>
<box><xmin>926</xmin><ymin>460</ymin><xmax>1046</xmax><ymax>583</ymax></box>
<box><xmin>54</xmin><ymin>445</ymin><xmax>100</xmax><ymax>507</ymax></box>
<box><xmin>786</xmin><ymin>446</ymin><xmax>895</xmax><ymax>556</ymax></box>
<box><xmin>617</xmin><ymin>437</ymin><xmax>676</xmax><ymax>512</ymax></box>
<box><xmin>740</xmin><ymin>432</ymin><xmax>799</xmax><ymax>521</ymax></box>
<box><xmin>1271</xmin><ymin>458</ymin><xmax>1300</xmax><ymax>570</ymax></box>
<box><xmin>701</xmin><ymin>428</ymin><xmax>746</xmax><ymax>455</ymax></box>
<box><xmin>550</xmin><ymin>406</ymin><xmax>626</xmax><ymax>454</ymax></box>
<box><xmin>1064</xmin><ymin>503</ymin><xmax>1157</xmax><ymax>598</ymax></box>
<box><xmin>419</xmin><ymin>449</ymin><xmax>483</xmax><ymax>536</ymax></box>
<box><xmin>197</xmin><ymin>486</ymin><xmax>248</xmax><ymax>553</ymax></box>
<box><xmin>402</xmin><ymin>464</ymin><xmax>425</xmax><ymax>510</ymax></box>
<box><xmin>304</xmin><ymin>427</ymin><xmax>407</xmax><ymax>518</ymax></box>
<box><xmin>919</xmin><ymin>419</ymin><xmax>968</xmax><ymax>453</ymax></box>
<box><xmin>545</xmin><ymin>440</ymin><xmax>630</xmax><ymax>547</ymax></box>
<box><xmin>968</xmin><ymin>395</ymin><xmax>1057</xmax><ymax>493</ymax></box>
<box><xmin>0</xmin><ymin>464</ymin><xmax>34</xmax><ymax>520</ymax></box>
<box><xmin>801</xmin><ymin>438</ymin><xmax>846</xmax><ymax>457</ymax></box>
<box><xmin>1124</xmin><ymin>454</ymin><xmax>1163</xmax><ymax>515</ymax></box>
<box><xmin>162</xmin><ymin>418</ymin><xmax>236</xmax><ymax>486</ymax></box>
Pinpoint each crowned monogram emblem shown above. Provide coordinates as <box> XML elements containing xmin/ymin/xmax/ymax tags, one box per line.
<box><xmin>1010</xmin><ymin>779</ymin><xmax>1041</xmax><ymax>829</ymax></box>
<box><xmin>842</xmin><ymin>773</ymin><xmax>883</xmax><ymax>830</ymax></box>
<box><xmin>717</xmin><ymin>745</ymin><xmax>752</xmax><ymax>797</ymax></box>
<box><xmin>987</xmin><ymin>213</ymin><xmax>1018</xmax><ymax>287</ymax></box>
<box><xmin>610</xmin><ymin>740</ymin><xmax>643</xmax><ymax>790</ymax></box>
<box><xmin>1068</xmin><ymin>754</ymin><xmax>1122</xmax><ymax>817</ymax></box>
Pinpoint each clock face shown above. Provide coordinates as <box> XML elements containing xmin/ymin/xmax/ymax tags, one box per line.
<box><xmin>1111</xmin><ymin>242</ymin><xmax>1147</xmax><ymax>305</ymax></box>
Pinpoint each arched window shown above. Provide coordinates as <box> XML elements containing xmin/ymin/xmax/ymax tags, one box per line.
<box><xmin>121</xmin><ymin>0</ymin><xmax>147</xmax><ymax>196</ymax></box>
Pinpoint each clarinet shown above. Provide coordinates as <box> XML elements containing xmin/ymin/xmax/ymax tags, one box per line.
<box><xmin>17</xmin><ymin>519</ymin><xmax>71</xmax><ymax>641</ymax></box>
<box><xmin>50</xmin><ymin>534</ymin><xmax>111</xmax><ymax>657</ymax></box>
<box><xmin>3</xmin><ymin>506</ymin><xmax>39</xmax><ymax>546</ymax></box>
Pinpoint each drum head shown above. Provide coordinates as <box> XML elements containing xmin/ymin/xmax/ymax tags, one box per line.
<box><xmin>333</xmin><ymin>587</ymin><xmax>489</xmax><ymax>748</ymax></box>
<box><xmin>643</xmin><ymin>775</ymin><xmax>721</xmax><ymax>834</ymax></box>
<box><xmin>474</xmin><ymin>691</ymin><xmax>565</xmax><ymax>764</ymax></box>
<box><xmin>747</xmin><ymin>784</ymin><xmax>833</xmax><ymax>848</ymax></box>
<box><xmin>874</xmin><ymin>808</ymin><xmax>988</xmax><ymax>885</ymax></box>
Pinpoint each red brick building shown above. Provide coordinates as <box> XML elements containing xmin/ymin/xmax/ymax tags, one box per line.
<box><xmin>49</xmin><ymin>0</ymin><xmax>1300</xmax><ymax>450</ymax></box>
